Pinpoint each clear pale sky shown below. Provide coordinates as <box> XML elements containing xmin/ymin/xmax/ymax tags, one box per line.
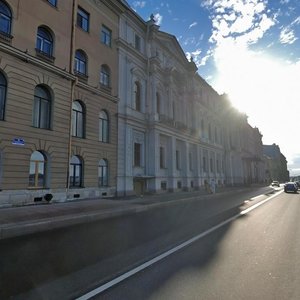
<box><xmin>126</xmin><ymin>0</ymin><xmax>300</xmax><ymax>176</ymax></box>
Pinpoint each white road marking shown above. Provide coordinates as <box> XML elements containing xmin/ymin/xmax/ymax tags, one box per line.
<box><xmin>76</xmin><ymin>189</ymin><xmax>284</xmax><ymax>300</ymax></box>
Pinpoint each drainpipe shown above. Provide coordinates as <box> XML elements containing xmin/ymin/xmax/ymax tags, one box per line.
<box><xmin>66</xmin><ymin>0</ymin><xmax>77</xmax><ymax>195</ymax></box>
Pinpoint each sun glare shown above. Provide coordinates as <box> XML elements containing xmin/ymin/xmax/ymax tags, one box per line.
<box><xmin>212</xmin><ymin>44</ymin><xmax>300</xmax><ymax>168</ymax></box>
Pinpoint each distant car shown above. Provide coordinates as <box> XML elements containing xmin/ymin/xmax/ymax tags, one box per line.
<box><xmin>295</xmin><ymin>181</ymin><xmax>300</xmax><ymax>189</ymax></box>
<box><xmin>271</xmin><ymin>181</ymin><xmax>280</xmax><ymax>187</ymax></box>
<box><xmin>284</xmin><ymin>182</ymin><xmax>298</xmax><ymax>193</ymax></box>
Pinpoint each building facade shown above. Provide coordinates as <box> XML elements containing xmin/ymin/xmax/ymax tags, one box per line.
<box><xmin>263</xmin><ymin>144</ymin><xmax>289</xmax><ymax>183</ymax></box>
<box><xmin>0</xmin><ymin>0</ymin><xmax>121</xmax><ymax>206</ymax></box>
<box><xmin>0</xmin><ymin>0</ymin><xmax>269</xmax><ymax>207</ymax></box>
<box><xmin>116</xmin><ymin>8</ymin><xmax>266</xmax><ymax>196</ymax></box>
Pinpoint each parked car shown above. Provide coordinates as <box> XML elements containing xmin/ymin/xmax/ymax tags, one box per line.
<box><xmin>284</xmin><ymin>182</ymin><xmax>298</xmax><ymax>193</ymax></box>
<box><xmin>295</xmin><ymin>181</ymin><xmax>300</xmax><ymax>189</ymax></box>
<box><xmin>271</xmin><ymin>181</ymin><xmax>280</xmax><ymax>187</ymax></box>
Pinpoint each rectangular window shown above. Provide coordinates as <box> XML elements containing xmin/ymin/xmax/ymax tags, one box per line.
<box><xmin>203</xmin><ymin>156</ymin><xmax>207</xmax><ymax>172</ymax></box>
<box><xmin>101</xmin><ymin>25</ymin><xmax>112</xmax><ymax>47</ymax></box>
<box><xmin>77</xmin><ymin>7</ymin><xmax>89</xmax><ymax>32</ymax></box>
<box><xmin>217</xmin><ymin>159</ymin><xmax>220</xmax><ymax>173</ymax></box>
<box><xmin>135</xmin><ymin>34</ymin><xmax>141</xmax><ymax>51</ymax></box>
<box><xmin>210</xmin><ymin>158</ymin><xmax>214</xmax><ymax>172</ymax></box>
<box><xmin>176</xmin><ymin>150</ymin><xmax>180</xmax><ymax>170</ymax></box>
<box><xmin>159</xmin><ymin>146</ymin><xmax>165</xmax><ymax>168</ymax></box>
<box><xmin>189</xmin><ymin>152</ymin><xmax>193</xmax><ymax>171</ymax></box>
<box><xmin>161</xmin><ymin>181</ymin><xmax>167</xmax><ymax>190</ymax></box>
<box><xmin>134</xmin><ymin>143</ymin><xmax>141</xmax><ymax>167</ymax></box>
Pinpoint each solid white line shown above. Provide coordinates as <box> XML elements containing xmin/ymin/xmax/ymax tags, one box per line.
<box><xmin>76</xmin><ymin>190</ymin><xmax>283</xmax><ymax>300</ymax></box>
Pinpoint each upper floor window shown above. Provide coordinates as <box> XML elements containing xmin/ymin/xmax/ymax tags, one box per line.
<box><xmin>0</xmin><ymin>1</ymin><xmax>12</xmax><ymax>36</ymax></box>
<box><xmin>99</xmin><ymin>110</ymin><xmax>109</xmax><ymax>143</ymax></box>
<box><xmin>98</xmin><ymin>159</ymin><xmax>108</xmax><ymax>187</ymax></box>
<box><xmin>74</xmin><ymin>50</ymin><xmax>87</xmax><ymax>76</ymax></box>
<box><xmin>156</xmin><ymin>92</ymin><xmax>160</xmax><ymax>114</ymax></box>
<box><xmin>189</xmin><ymin>152</ymin><xmax>193</xmax><ymax>171</ymax></box>
<box><xmin>100</xmin><ymin>65</ymin><xmax>110</xmax><ymax>87</ymax></box>
<box><xmin>36</xmin><ymin>26</ymin><xmax>53</xmax><ymax>57</ymax></box>
<box><xmin>29</xmin><ymin>151</ymin><xmax>47</xmax><ymax>188</ymax></box>
<box><xmin>70</xmin><ymin>155</ymin><xmax>83</xmax><ymax>187</ymax></box>
<box><xmin>176</xmin><ymin>150</ymin><xmax>180</xmax><ymax>170</ymax></box>
<box><xmin>101</xmin><ymin>25</ymin><xmax>111</xmax><ymax>47</ymax></box>
<box><xmin>134</xmin><ymin>143</ymin><xmax>141</xmax><ymax>167</ymax></box>
<box><xmin>47</xmin><ymin>0</ymin><xmax>57</xmax><ymax>6</ymax></box>
<box><xmin>0</xmin><ymin>71</ymin><xmax>7</xmax><ymax>120</ymax></box>
<box><xmin>134</xmin><ymin>34</ymin><xmax>141</xmax><ymax>51</ymax></box>
<box><xmin>33</xmin><ymin>85</ymin><xmax>51</xmax><ymax>129</ymax></box>
<box><xmin>77</xmin><ymin>6</ymin><xmax>89</xmax><ymax>32</ymax></box>
<box><xmin>72</xmin><ymin>101</ymin><xmax>85</xmax><ymax>138</ymax></box>
<box><xmin>133</xmin><ymin>81</ymin><xmax>141</xmax><ymax>111</ymax></box>
<box><xmin>159</xmin><ymin>146</ymin><xmax>165</xmax><ymax>169</ymax></box>
<box><xmin>203</xmin><ymin>156</ymin><xmax>207</xmax><ymax>172</ymax></box>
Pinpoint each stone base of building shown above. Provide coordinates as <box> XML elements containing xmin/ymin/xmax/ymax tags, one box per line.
<box><xmin>0</xmin><ymin>187</ymin><xmax>116</xmax><ymax>208</ymax></box>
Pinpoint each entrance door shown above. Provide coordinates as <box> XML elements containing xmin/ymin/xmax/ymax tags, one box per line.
<box><xmin>133</xmin><ymin>179</ymin><xmax>144</xmax><ymax>196</ymax></box>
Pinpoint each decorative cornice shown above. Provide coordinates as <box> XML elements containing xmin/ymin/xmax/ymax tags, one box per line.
<box><xmin>0</xmin><ymin>42</ymin><xmax>75</xmax><ymax>80</ymax></box>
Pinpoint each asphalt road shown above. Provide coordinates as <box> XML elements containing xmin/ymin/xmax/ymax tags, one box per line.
<box><xmin>0</xmin><ymin>186</ymin><xmax>284</xmax><ymax>299</ymax></box>
<box><xmin>93</xmin><ymin>189</ymin><xmax>300</xmax><ymax>300</ymax></box>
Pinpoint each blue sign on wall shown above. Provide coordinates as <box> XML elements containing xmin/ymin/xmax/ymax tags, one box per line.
<box><xmin>12</xmin><ymin>138</ymin><xmax>25</xmax><ymax>146</ymax></box>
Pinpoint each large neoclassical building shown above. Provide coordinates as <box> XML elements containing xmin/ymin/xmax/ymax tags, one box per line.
<box><xmin>116</xmin><ymin>11</ymin><xmax>266</xmax><ymax>196</ymax></box>
<box><xmin>0</xmin><ymin>0</ymin><xmax>266</xmax><ymax>206</ymax></box>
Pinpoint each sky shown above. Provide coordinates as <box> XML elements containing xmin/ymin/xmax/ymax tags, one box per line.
<box><xmin>127</xmin><ymin>0</ymin><xmax>300</xmax><ymax>176</ymax></box>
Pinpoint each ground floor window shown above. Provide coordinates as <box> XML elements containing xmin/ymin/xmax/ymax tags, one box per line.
<box><xmin>98</xmin><ymin>159</ymin><xmax>108</xmax><ymax>186</ymax></box>
<box><xmin>29</xmin><ymin>151</ymin><xmax>47</xmax><ymax>188</ymax></box>
<box><xmin>70</xmin><ymin>155</ymin><xmax>83</xmax><ymax>187</ymax></box>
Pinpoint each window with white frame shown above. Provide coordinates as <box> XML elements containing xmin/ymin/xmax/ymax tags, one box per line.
<box><xmin>29</xmin><ymin>151</ymin><xmax>47</xmax><ymax>188</ymax></box>
<box><xmin>36</xmin><ymin>26</ymin><xmax>53</xmax><ymax>57</ymax></box>
<box><xmin>100</xmin><ymin>65</ymin><xmax>110</xmax><ymax>87</ymax></box>
<box><xmin>70</xmin><ymin>155</ymin><xmax>83</xmax><ymax>187</ymax></box>
<box><xmin>101</xmin><ymin>25</ymin><xmax>111</xmax><ymax>46</ymax></box>
<box><xmin>33</xmin><ymin>85</ymin><xmax>51</xmax><ymax>129</ymax></box>
<box><xmin>74</xmin><ymin>50</ymin><xmax>87</xmax><ymax>76</ymax></box>
<box><xmin>98</xmin><ymin>159</ymin><xmax>108</xmax><ymax>187</ymax></box>
<box><xmin>77</xmin><ymin>6</ymin><xmax>89</xmax><ymax>32</ymax></box>
<box><xmin>99</xmin><ymin>110</ymin><xmax>109</xmax><ymax>143</ymax></box>
<box><xmin>72</xmin><ymin>101</ymin><xmax>85</xmax><ymax>138</ymax></box>
<box><xmin>0</xmin><ymin>1</ymin><xmax>12</xmax><ymax>36</ymax></box>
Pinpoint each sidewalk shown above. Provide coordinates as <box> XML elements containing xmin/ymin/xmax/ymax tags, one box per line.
<box><xmin>0</xmin><ymin>185</ymin><xmax>275</xmax><ymax>240</ymax></box>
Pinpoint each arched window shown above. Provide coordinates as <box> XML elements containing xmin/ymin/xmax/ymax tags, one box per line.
<box><xmin>134</xmin><ymin>81</ymin><xmax>141</xmax><ymax>111</ymax></box>
<box><xmin>72</xmin><ymin>101</ymin><xmax>85</xmax><ymax>138</ymax></box>
<box><xmin>70</xmin><ymin>155</ymin><xmax>83</xmax><ymax>187</ymax></box>
<box><xmin>0</xmin><ymin>1</ymin><xmax>12</xmax><ymax>35</ymax></box>
<box><xmin>100</xmin><ymin>65</ymin><xmax>110</xmax><ymax>87</ymax></box>
<box><xmin>33</xmin><ymin>85</ymin><xmax>51</xmax><ymax>129</ymax></box>
<box><xmin>0</xmin><ymin>71</ymin><xmax>7</xmax><ymax>120</ymax></box>
<box><xmin>29</xmin><ymin>151</ymin><xmax>47</xmax><ymax>188</ymax></box>
<box><xmin>36</xmin><ymin>26</ymin><xmax>53</xmax><ymax>56</ymax></box>
<box><xmin>74</xmin><ymin>50</ymin><xmax>87</xmax><ymax>75</ymax></box>
<box><xmin>99</xmin><ymin>110</ymin><xmax>109</xmax><ymax>143</ymax></box>
<box><xmin>98</xmin><ymin>159</ymin><xmax>108</xmax><ymax>187</ymax></box>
